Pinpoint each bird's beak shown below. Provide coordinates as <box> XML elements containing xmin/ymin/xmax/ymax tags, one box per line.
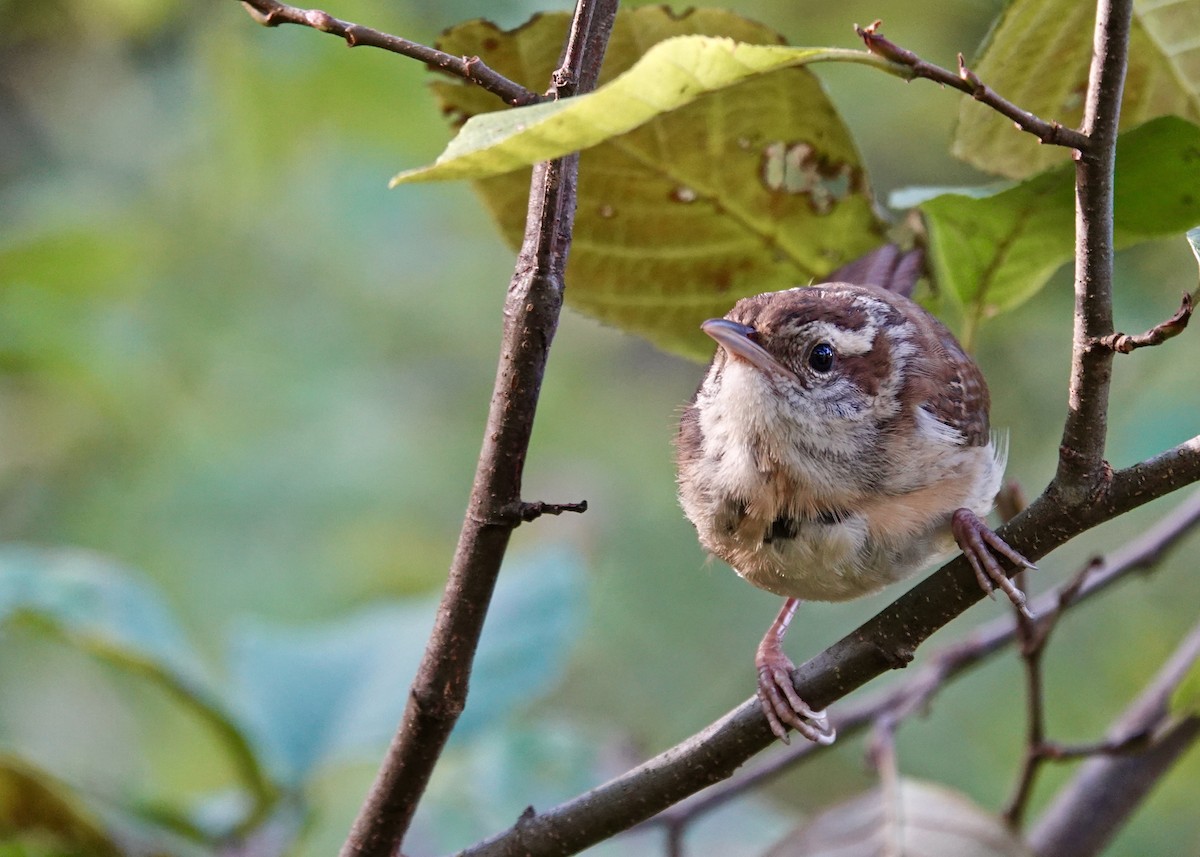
<box><xmin>701</xmin><ymin>318</ymin><xmax>794</xmax><ymax>380</ymax></box>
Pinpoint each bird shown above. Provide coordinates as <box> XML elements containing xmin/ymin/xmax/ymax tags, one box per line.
<box><xmin>675</xmin><ymin>278</ymin><xmax>1033</xmax><ymax>744</ymax></box>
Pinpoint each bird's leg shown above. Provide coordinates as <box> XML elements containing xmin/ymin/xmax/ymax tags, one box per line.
<box><xmin>754</xmin><ymin>597</ymin><xmax>836</xmax><ymax>745</ymax></box>
<box><xmin>951</xmin><ymin>508</ymin><xmax>1037</xmax><ymax>618</ymax></box>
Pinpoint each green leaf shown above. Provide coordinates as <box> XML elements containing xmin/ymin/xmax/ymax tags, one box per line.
<box><xmin>952</xmin><ymin>0</ymin><xmax>1200</xmax><ymax>179</ymax></box>
<box><xmin>0</xmin><ymin>756</ymin><xmax>122</xmax><ymax>857</ymax></box>
<box><xmin>1169</xmin><ymin>658</ymin><xmax>1200</xmax><ymax>717</ymax></box>
<box><xmin>763</xmin><ymin>778</ymin><xmax>1033</xmax><ymax>857</ymax></box>
<box><xmin>225</xmin><ymin>547</ymin><xmax>585</xmax><ymax>785</ymax></box>
<box><xmin>919</xmin><ymin>116</ymin><xmax>1200</xmax><ymax>343</ymax></box>
<box><xmin>410</xmin><ymin>8</ymin><xmax>889</xmax><ymax>360</ymax></box>
<box><xmin>0</xmin><ymin>548</ymin><xmax>277</xmax><ymax>824</ymax></box>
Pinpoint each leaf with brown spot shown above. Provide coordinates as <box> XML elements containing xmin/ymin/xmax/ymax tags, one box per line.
<box><xmin>405</xmin><ymin>8</ymin><xmax>887</xmax><ymax>360</ymax></box>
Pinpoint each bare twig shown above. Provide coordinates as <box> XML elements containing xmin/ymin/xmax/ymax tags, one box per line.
<box><xmin>854</xmin><ymin>21</ymin><xmax>1091</xmax><ymax>153</ymax></box>
<box><xmin>1028</xmin><ymin>621</ymin><xmax>1200</xmax><ymax>857</ymax></box>
<box><xmin>336</xmin><ymin>3</ymin><xmax>619</xmax><ymax>856</ymax></box>
<box><xmin>1098</xmin><ymin>293</ymin><xmax>1193</xmax><ymax>353</ymax></box>
<box><xmin>1002</xmin><ymin>565</ymin><xmax>1092</xmax><ymax>828</ymax></box>
<box><xmin>510</xmin><ymin>500</ymin><xmax>589</xmax><ymax>522</ymax></box>
<box><xmin>639</xmin><ymin>489</ymin><xmax>1200</xmax><ymax>841</ymax></box>
<box><xmin>237</xmin><ymin>0</ymin><xmax>540</xmax><ymax>106</ymax></box>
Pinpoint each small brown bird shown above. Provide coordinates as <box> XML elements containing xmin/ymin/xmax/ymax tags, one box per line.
<box><xmin>676</xmin><ymin>281</ymin><xmax>1032</xmax><ymax>743</ymax></box>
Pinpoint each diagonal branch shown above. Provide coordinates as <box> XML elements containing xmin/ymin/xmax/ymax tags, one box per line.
<box><xmin>336</xmin><ymin>3</ymin><xmax>619</xmax><ymax>856</ymax></box>
<box><xmin>458</xmin><ymin>439</ymin><xmax>1200</xmax><ymax>857</ymax></box>
<box><xmin>854</xmin><ymin>21</ymin><xmax>1090</xmax><ymax>152</ymax></box>
<box><xmin>643</xmin><ymin>487</ymin><xmax>1200</xmax><ymax>841</ymax></box>
<box><xmin>237</xmin><ymin>0</ymin><xmax>540</xmax><ymax>106</ymax></box>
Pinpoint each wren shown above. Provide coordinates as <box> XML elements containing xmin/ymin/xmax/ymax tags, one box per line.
<box><xmin>676</xmin><ymin>281</ymin><xmax>1033</xmax><ymax>743</ymax></box>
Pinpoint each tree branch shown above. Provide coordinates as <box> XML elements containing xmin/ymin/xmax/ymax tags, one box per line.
<box><xmin>1002</xmin><ymin>567</ymin><xmax>1090</xmax><ymax>828</ymax></box>
<box><xmin>854</xmin><ymin>21</ymin><xmax>1090</xmax><ymax>152</ymax></box>
<box><xmin>1053</xmin><ymin>0</ymin><xmax>1134</xmax><ymax>496</ymax></box>
<box><xmin>1098</xmin><ymin>292</ymin><xmax>1193</xmax><ymax>353</ymax></box>
<box><xmin>336</xmin><ymin>3</ymin><xmax>619</xmax><ymax>856</ymax></box>
<box><xmin>641</xmin><ymin>488</ymin><xmax>1200</xmax><ymax>845</ymax></box>
<box><xmin>458</xmin><ymin>441</ymin><xmax>1200</xmax><ymax>857</ymax></box>
<box><xmin>237</xmin><ymin>0</ymin><xmax>541</xmax><ymax>106</ymax></box>
<box><xmin>1028</xmin><ymin>622</ymin><xmax>1200</xmax><ymax>857</ymax></box>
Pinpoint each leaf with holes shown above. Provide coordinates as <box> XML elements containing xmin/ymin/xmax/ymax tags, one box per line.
<box><xmin>405</xmin><ymin>8</ymin><xmax>887</xmax><ymax>360</ymax></box>
<box><xmin>952</xmin><ymin>0</ymin><xmax>1200</xmax><ymax>179</ymax></box>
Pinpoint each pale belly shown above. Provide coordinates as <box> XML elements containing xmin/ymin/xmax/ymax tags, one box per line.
<box><xmin>702</xmin><ymin>511</ymin><xmax>957</xmax><ymax>602</ymax></box>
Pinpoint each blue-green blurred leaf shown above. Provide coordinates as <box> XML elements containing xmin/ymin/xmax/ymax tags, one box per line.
<box><xmin>226</xmin><ymin>546</ymin><xmax>585</xmax><ymax>785</ymax></box>
<box><xmin>0</xmin><ymin>548</ymin><xmax>276</xmax><ymax>822</ymax></box>
<box><xmin>1187</xmin><ymin>226</ymin><xmax>1200</xmax><ymax>269</ymax></box>
<box><xmin>0</xmin><ymin>548</ymin><xmax>203</xmax><ymax>678</ymax></box>
<box><xmin>413</xmin><ymin>721</ymin><xmax>603</xmax><ymax>854</ymax></box>
<box><xmin>461</xmin><ymin>547</ymin><xmax>585</xmax><ymax>738</ymax></box>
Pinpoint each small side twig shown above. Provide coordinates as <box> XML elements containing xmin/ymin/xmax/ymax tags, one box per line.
<box><xmin>1098</xmin><ymin>293</ymin><xmax>1193</xmax><ymax>353</ymax></box>
<box><xmin>237</xmin><ymin>0</ymin><xmax>541</xmax><ymax>106</ymax></box>
<box><xmin>1002</xmin><ymin>564</ymin><xmax>1093</xmax><ymax>828</ymax></box>
<box><xmin>512</xmin><ymin>499</ymin><xmax>589</xmax><ymax>523</ymax></box>
<box><xmin>854</xmin><ymin>21</ymin><xmax>1091</xmax><ymax>153</ymax></box>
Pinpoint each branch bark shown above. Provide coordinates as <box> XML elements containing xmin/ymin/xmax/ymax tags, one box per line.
<box><xmin>457</xmin><ymin>443</ymin><xmax>1200</xmax><ymax>857</ymax></box>
<box><xmin>337</xmin><ymin>3</ymin><xmax>619</xmax><ymax>856</ymax></box>
<box><xmin>1053</xmin><ymin>0</ymin><xmax>1133</xmax><ymax>496</ymax></box>
<box><xmin>644</xmin><ymin>487</ymin><xmax>1200</xmax><ymax>840</ymax></box>
<box><xmin>1028</xmin><ymin>623</ymin><xmax>1200</xmax><ymax>857</ymax></box>
<box><xmin>237</xmin><ymin>0</ymin><xmax>540</xmax><ymax>105</ymax></box>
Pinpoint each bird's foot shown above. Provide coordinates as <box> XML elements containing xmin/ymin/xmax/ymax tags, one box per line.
<box><xmin>951</xmin><ymin>508</ymin><xmax>1037</xmax><ymax>618</ymax></box>
<box><xmin>755</xmin><ymin>640</ymin><xmax>836</xmax><ymax>745</ymax></box>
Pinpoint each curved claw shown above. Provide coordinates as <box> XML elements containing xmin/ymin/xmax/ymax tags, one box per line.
<box><xmin>756</xmin><ymin>665</ymin><xmax>837</xmax><ymax>746</ymax></box>
<box><xmin>952</xmin><ymin>508</ymin><xmax>1036</xmax><ymax>619</ymax></box>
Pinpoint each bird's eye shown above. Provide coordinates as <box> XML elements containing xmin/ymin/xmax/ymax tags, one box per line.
<box><xmin>808</xmin><ymin>342</ymin><xmax>835</xmax><ymax>373</ymax></box>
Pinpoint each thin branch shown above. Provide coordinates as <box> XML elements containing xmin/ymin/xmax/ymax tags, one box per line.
<box><xmin>1098</xmin><ymin>292</ymin><xmax>1193</xmax><ymax>353</ymax></box>
<box><xmin>1053</xmin><ymin>0</ymin><xmax>1134</xmax><ymax>495</ymax></box>
<box><xmin>336</xmin><ymin>3</ymin><xmax>619</xmax><ymax>856</ymax></box>
<box><xmin>640</xmin><ymin>488</ymin><xmax>1200</xmax><ymax>839</ymax></box>
<box><xmin>237</xmin><ymin>0</ymin><xmax>540</xmax><ymax>106</ymax></box>
<box><xmin>1001</xmin><ymin>565</ymin><xmax>1091</xmax><ymax>828</ymax></box>
<box><xmin>854</xmin><ymin>21</ymin><xmax>1091</xmax><ymax>152</ymax></box>
<box><xmin>1028</xmin><ymin>621</ymin><xmax>1200</xmax><ymax>857</ymax></box>
<box><xmin>458</xmin><ymin>438</ymin><xmax>1200</xmax><ymax>857</ymax></box>
<box><xmin>508</xmin><ymin>500</ymin><xmax>589</xmax><ymax>523</ymax></box>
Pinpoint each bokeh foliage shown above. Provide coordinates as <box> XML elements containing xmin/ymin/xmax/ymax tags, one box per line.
<box><xmin>1</xmin><ymin>1</ymin><xmax>1199</xmax><ymax>855</ymax></box>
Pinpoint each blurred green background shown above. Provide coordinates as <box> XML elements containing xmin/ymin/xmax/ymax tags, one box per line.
<box><xmin>1</xmin><ymin>1</ymin><xmax>1198</xmax><ymax>855</ymax></box>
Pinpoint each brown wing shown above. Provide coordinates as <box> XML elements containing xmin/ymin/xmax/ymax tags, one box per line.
<box><xmin>927</xmin><ymin>326</ymin><xmax>991</xmax><ymax>447</ymax></box>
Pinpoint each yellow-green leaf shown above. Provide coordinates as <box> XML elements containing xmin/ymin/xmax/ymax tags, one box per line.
<box><xmin>392</xmin><ymin>38</ymin><xmax>882</xmax><ymax>185</ymax></box>
<box><xmin>953</xmin><ymin>0</ymin><xmax>1200</xmax><ymax>179</ymax></box>
<box><xmin>412</xmin><ymin>8</ymin><xmax>889</xmax><ymax>360</ymax></box>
